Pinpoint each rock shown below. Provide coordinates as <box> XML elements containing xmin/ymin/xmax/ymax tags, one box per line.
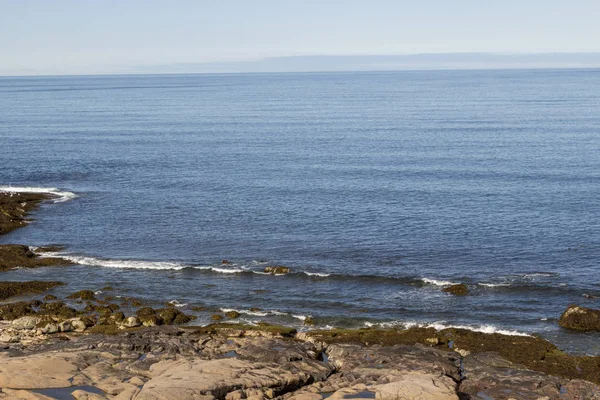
<box><xmin>559</xmin><ymin>305</ymin><xmax>600</xmax><ymax>331</ymax></box>
<box><xmin>131</xmin><ymin>299</ymin><xmax>143</xmax><ymax>307</ymax></box>
<box><xmin>0</xmin><ymin>333</ymin><xmax>20</xmax><ymax>343</ymax></box>
<box><xmin>212</xmin><ymin>314</ymin><xmax>224</xmax><ymax>321</ymax></box>
<box><xmin>121</xmin><ymin>316</ymin><xmax>141</xmax><ymax>328</ymax></box>
<box><xmin>59</xmin><ymin>320</ymin><xmax>73</xmax><ymax>332</ymax></box>
<box><xmin>264</xmin><ymin>265</ymin><xmax>290</xmax><ymax>275</ymax></box>
<box><xmin>11</xmin><ymin>316</ymin><xmax>41</xmax><ymax>330</ymax></box>
<box><xmin>67</xmin><ymin>290</ymin><xmax>96</xmax><ymax>300</ymax></box>
<box><xmin>0</xmin><ymin>352</ymin><xmax>81</xmax><ymax>389</ymax></box>
<box><xmin>38</xmin><ymin>301</ymin><xmax>77</xmax><ymax>319</ymax></box>
<box><xmin>0</xmin><ymin>301</ymin><xmax>36</xmax><ymax>320</ymax></box>
<box><xmin>40</xmin><ymin>322</ymin><xmax>60</xmax><ymax>334</ymax></box>
<box><xmin>442</xmin><ymin>284</ymin><xmax>469</xmax><ymax>296</ymax></box>
<box><xmin>460</xmin><ymin>352</ymin><xmax>600</xmax><ymax>399</ymax></box>
<box><xmin>43</xmin><ymin>294</ymin><xmax>58</xmax><ymax>301</ymax></box>
<box><xmin>71</xmin><ymin>318</ymin><xmax>88</xmax><ymax>332</ymax></box>
<box><xmin>304</xmin><ymin>317</ymin><xmax>315</xmax><ymax>326</ymax></box>
<box><xmin>221</xmin><ymin>259</ymin><xmax>232</xmax><ymax>265</ymax></box>
<box><xmin>0</xmin><ymin>281</ymin><xmax>64</xmax><ymax>301</ymax></box>
<box><xmin>373</xmin><ymin>373</ymin><xmax>458</xmax><ymax>399</ymax></box>
<box><xmin>225</xmin><ymin>311</ymin><xmax>241</xmax><ymax>319</ymax></box>
<box><xmin>135</xmin><ymin>354</ymin><xmax>331</xmax><ymax>400</ymax></box>
<box><xmin>0</xmin><ymin>244</ymin><xmax>72</xmax><ymax>272</ymax></box>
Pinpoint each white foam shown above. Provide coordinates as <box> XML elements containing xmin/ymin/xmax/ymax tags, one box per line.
<box><xmin>425</xmin><ymin>322</ymin><xmax>531</xmax><ymax>337</ymax></box>
<box><xmin>62</xmin><ymin>255</ymin><xmax>187</xmax><ymax>270</ymax></box>
<box><xmin>292</xmin><ymin>314</ymin><xmax>308</xmax><ymax>321</ymax></box>
<box><xmin>522</xmin><ymin>272</ymin><xmax>557</xmax><ymax>278</ymax></box>
<box><xmin>478</xmin><ymin>283</ymin><xmax>511</xmax><ymax>287</ymax></box>
<box><xmin>421</xmin><ymin>278</ymin><xmax>456</xmax><ymax>286</ymax></box>
<box><xmin>168</xmin><ymin>300</ymin><xmax>188</xmax><ymax>307</ymax></box>
<box><xmin>304</xmin><ymin>272</ymin><xmax>331</xmax><ymax>277</ymax></box>
<box><xmin>362</xmin><ymin>320</ymin><xmax>531</xmax><ymax>337</ymax></box>
<box><xmin>0</xmin><ymin>186</ymin><xmax>77</xmax><ymax>203</ymax></box>
<box><xmin>207</xmin><ymin>267</ymin><xmax>246</xmax><ymax>274</ymax></box>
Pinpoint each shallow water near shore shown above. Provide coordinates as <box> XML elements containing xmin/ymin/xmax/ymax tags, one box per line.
<box><xmin>1</xmin><ymin>70</ymin><xmax>600</xmax><ymax>354</ymax></box>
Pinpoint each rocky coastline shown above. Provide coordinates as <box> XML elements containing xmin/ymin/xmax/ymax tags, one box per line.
<box><xmin>1</xmin><ymin>190</ymin><xmax>600</xmax><ymax>399</ymax></box>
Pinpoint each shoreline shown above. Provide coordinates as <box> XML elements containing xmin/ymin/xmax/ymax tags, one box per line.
<box><xmin>2</xmin><ymin>189</ymin><xmax>600</xmax><ymax>399</ymax></box>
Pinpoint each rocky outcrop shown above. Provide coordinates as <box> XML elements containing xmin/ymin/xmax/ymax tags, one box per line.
<box><xmin>442</xmin><ymin>284</ymin><xmax>469</xmax><ymax>296</ymax></box>
<box><xmin>0</xmin><ymin>244</ymin><xmax>72</xmax><ymax>271</ymax></box>
<box><xmin>459</xmin><ymin>352</ymin><xmax>600</xmax><ymax>399</ymax></box>
<box><xmin>0</xmin><ymin>324</ymin><xmax>599</xmax><ymax>399</ymax></box>
<box><xmin>559</xmin><ymin>304</ymin><xmax>600</xmax><ymax>332</ymax></box>
<box><xmin>0</xmin><ymin>192</ymin><xmax>50</xmax><ymax>235</ymax></box>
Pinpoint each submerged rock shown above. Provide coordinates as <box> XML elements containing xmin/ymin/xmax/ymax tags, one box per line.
<box><xmin>67</xmin><ymin>289</ymin><xmax>96</xmax><ymax>301</ymax></box>
<box><xmin>442</xmin><ymin>284</ymin><xmax>469</xmax><ymax>296</ymax></box>
<box><xmin>559</xmin><ymin>305</ymin><xmax>600</xmax><ymax>332</ymax></box>
<box><xmin>0</xmin><ymin>281</ymin><xmax>64</xmax><ymax>301</ymax></box>
<box><xmin>225</xmin><ymin>311</ymin><xmax>240</xmax><ymax>319</ymax></box>
<box><xmin>264</xmin><ymin>265</ymin><xmax>290</xmax><ymax>275</ymax></box>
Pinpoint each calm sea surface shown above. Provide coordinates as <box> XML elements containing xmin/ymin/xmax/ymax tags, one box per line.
<box><xmin>1</xmin><ymin>70</ymin><xmax>599</xmax><ymax>353</ymax></box>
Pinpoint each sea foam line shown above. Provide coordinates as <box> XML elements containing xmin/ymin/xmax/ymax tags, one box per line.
<box><xmin>0</xmin><ymin>186</ymin><xmax>77</xmax><ymax>203</ymax></box>
<box><xmin>363</xmin><ymin>320</ymin><xmax>531</xmax><ymax>337</ymax></box>
<box><xmin>421</xmin><ymin>278</ymin><xmax>457</xmax><ymax>286</ymax></box>
<box><xmin>56</xmin><ymin>254</ymin><xmax>247</xmax><ymax>273</ymax></box>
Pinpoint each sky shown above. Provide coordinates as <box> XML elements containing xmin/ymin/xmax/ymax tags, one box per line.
<box><xmin>1</xmin><ymin>0</ymin><xmax>600</xmax><ymax>75</ymax></box>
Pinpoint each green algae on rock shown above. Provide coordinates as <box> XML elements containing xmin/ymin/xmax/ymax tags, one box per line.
<box><xmin>0</xmin><ymin>281</ymin><xmax>64</xmax><ymax>301</ymax></box>
<box><xmin>67</xmin><ymin>289</ymin><xmax>96</xmax><ymax>301</ymax></box>
<box><xmin>305</xmin><ymin>326</ymin><xmax>600</xmax><ymax>385</ymax></box>
<box><xmin>0</xmin><ymin>244</ymin><xmax>72</xmax><ymax>272</ymax></box>
<box><xmin>0</xmin><ymin>192</ymin><xmax>50</xmax><ymax>235</ymax></box>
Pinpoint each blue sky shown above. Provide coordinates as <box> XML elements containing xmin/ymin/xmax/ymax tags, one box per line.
<box><xmin>1</xmin><ymin>0</ymin><xmax>600</xmax><ymax>75</ymax></box>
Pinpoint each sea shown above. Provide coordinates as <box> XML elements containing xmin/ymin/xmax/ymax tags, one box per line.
<box><xmin>1</xmin><ymin>69</ymin><xmax>599</xmax><ymax>354</ymax></box>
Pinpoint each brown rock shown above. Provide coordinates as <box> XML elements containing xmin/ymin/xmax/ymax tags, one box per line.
<box><xmin>67</xmin><ymin>290</ymin><xmax>96</xmax><ymax>301</ymax></box>
<box><xmin>442</xmin><ymin>283</ymin><xmax>469</xmax><ymax>296</ymax></box>
<box><xmin>0</xmin><ymin>244</ymin><xmax>72</xmax><ymax>272</ymax></box>
<box><xmin>559</xmin><ymin>304</ymin><xmax>600</xmax><ymax>331</ymax></box>
<box><xmin>264</xmin><ymin>266</ymin><xmax>290</xmax><ymax>275</ymax></box>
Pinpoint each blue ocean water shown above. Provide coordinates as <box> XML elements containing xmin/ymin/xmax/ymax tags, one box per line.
<box><xmin>1</xmin><ymin>70</ymin><xmax>599</xmax><ymax>352</ymax></box>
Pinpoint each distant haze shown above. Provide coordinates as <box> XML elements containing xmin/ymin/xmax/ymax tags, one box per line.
<box><xmin>2</xmin><ymin>1</ymin><xmax>600</xmax><ymax>76</ymax></box>
<box><xmin>130</xmin><ymin>53</ymin><xmax>600</xmax><ymax>75</ymax></box>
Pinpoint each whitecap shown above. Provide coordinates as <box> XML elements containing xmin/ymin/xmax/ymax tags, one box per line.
<box><xmin>61</xmin><ymin>255</ymin><xmax>187</xmax><ymax>270</ymax></box>
<box><xmin>304</xmin><ymin>272</ymin><xmax>331</xmax><ymax>277</ymax></box>
<box><xmin>0</xmin><ymin>186</ymin><xmax>77</xmax><ymax>203</ymax></box>
<box><xmin>478</xmin><ymin>282</ymin><xmax>511</xmax><ymax>287</ymax></box>
<box><xmin>421</xmin><ymin>278</ymin><xmax>456</xmax><ymax>286</ymax></box>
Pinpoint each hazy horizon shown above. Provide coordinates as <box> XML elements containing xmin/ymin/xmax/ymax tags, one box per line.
<box><xmin>2</xmin><ymin>52</ymin><xmax>600</xmax><ymax>77</ymax></box>
<box><xmin>2</xmin><ymin>0</ymin><xmax>600</xmax><ymax>76</ymax></box>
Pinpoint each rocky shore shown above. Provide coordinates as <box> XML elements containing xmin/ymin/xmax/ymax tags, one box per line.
<box><xmin>2</xmin><ymin>190</ymin><xmax>600</xmax><ymax>399</ymax></box>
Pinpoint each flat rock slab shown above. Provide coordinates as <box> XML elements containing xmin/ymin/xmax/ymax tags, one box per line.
<box><xmin>0</xmin><ymin>352</ymin><xmax>82</xmax><ymax>389</ymax></box>
<box><xmin>137</xmin><ymin>356</ymin><xmax>332</xmax><ymax>400</ymax></box>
